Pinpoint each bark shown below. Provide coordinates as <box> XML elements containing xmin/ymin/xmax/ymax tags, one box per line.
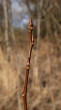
<box><xmin>3</xmin><ymin>0</ymin><xmax>10</xmax><ymax>61</ymax></box>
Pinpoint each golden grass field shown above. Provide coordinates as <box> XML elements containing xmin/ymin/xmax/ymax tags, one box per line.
<box><xmin>0</xmin><ymin>34</ymin><xmax>61</xmax><ymax>110</ymax></box>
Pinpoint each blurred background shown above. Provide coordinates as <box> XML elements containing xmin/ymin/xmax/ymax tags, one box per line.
<box><xmin>0</xmin><ymin>0</ymin><xmax>61</xmax><ymax>110</ymax></box>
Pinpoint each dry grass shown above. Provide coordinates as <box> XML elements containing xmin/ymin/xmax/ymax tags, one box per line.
<box><xmin>0</xmin><ymin>35</ymin><xmax>61</xmax><ymax>110</ymax></box>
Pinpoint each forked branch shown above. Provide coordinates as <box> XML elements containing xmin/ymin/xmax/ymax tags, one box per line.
<box><xmin>22</xmin><ymin>18</ymin><xmax>34</xmax><ymax>110</ymax></box>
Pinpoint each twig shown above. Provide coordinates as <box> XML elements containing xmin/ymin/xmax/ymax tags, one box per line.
<box><xmin>22</xmin><ymin>18</ymin><xmax>34</xmax><ymax>110</ymax></box>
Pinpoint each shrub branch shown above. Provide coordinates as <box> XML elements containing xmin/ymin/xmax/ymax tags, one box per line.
<box><xmin>22</xmin><ymin>18</ymin><xmax>34</xmax><ymax>110</ymax></box>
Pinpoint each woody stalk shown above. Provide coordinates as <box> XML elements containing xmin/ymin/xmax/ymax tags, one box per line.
<box><xmin>22</xmin><ymin>18</ymin><xmax>34</xmax><ymax>110</ymax></box>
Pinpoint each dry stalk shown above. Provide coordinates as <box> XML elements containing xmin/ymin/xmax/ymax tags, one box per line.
<box><xmin>22</xmin><ymin>18</ymin><xmax>34</xmax><ymax>110</ymax></box>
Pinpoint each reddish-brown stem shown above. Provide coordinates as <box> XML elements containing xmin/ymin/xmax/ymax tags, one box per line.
<box><xmin>22</xmin><ymin>18</ymin><xmax>34</xmax><ymax>110</ymax></box>
<box><xmin>22</xmin><ymin>60</ymin><xmax>30</xmax><ymax>110</ymax></box>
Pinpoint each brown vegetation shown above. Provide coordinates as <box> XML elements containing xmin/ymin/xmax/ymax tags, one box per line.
<box><xmin>0</xmin><ymin>33</ymin><xmax>61</xmax><ymax>110</ymax></box>
<box><xmin>0</xmin><ymin>0</ymin><xmax>61</xmax><ymax>110</ymax></box>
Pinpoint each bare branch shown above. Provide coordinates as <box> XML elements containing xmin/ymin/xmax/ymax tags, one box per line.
<box><xmin>22</xmin><ymin>18</ymin><xmax>34</xmax><ymax>110</ymax></box>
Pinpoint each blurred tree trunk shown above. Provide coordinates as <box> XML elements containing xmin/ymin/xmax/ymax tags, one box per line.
<box><xmin>3</xmin><ymin>0</ymin><xmax>10</xmax><ymax>61</ymax></box>
<box><xmin>33</xmin><ymin>0</ymin><xmax>43</xmax><ymax>87</ymax></box>
<box><xmin>8</xmin><ymin>9</ymin><xmax>17</xmax><ymax>52</ymax></box>
<box><xmin>3</xmin><ymin>1</ymin><xmax>22</xmax><ymax>110</ymax></box>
